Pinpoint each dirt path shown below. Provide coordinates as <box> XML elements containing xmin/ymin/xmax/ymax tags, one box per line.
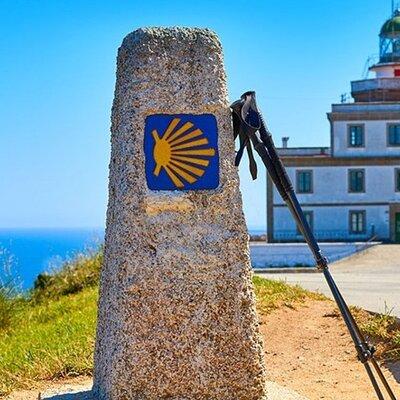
<box><xmin>5</xmin><ymin>378</ymin><xmax>309</xmax><ymax>400</ymax></box>
<box><xmin>261</xmin><ymin>299</ymin><xmax>400</xmax><ymax>400</ymax></box>
<box><xmin>5</xmin><ymin>299</ymin><xmax>400</xmax><ymax>400</ymax></box>
<box><xmin>5</xmin><ymin>376</ymin><xmax>93</xmax><ymax>399</ymax></box>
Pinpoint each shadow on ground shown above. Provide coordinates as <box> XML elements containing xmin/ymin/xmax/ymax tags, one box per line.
<box><xmin>44</xmin><ymin>391</ymin><xmax>93</xmax><ymax>400</ymax></box>
<box><xmin>386</xmin><ymin>361</ymin><xmax>400</xmax><ymax>384</ymax></box>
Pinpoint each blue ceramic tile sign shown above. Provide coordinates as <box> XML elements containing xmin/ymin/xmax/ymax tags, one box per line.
<box><xmin>144</xmin><ymin>114</ymin><xmax>219</xmax><ymax>190</ymax></box>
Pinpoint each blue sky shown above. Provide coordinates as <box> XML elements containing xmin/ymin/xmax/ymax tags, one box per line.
<box><xmin>0</xmin><ymin>0</ymin><xmax>394</xmax><ymax>229</ymax></box>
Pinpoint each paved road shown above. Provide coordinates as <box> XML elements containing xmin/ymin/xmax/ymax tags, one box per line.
<box><xmin>257</xmin><ymin>244</ymin><xmax>400</xmax><ymax>317</ymax></box>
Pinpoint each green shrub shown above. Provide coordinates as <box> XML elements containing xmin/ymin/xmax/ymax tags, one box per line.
<box><xmin>31</xmin><ymin>248</ymin><xmax>103</xmax><ymax>302</ymax></box>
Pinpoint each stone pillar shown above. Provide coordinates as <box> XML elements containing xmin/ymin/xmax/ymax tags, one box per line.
<box><xmin>93</xmin><ymin>27</ymin><xmax>267</xmax><ymax>400</ymax></box>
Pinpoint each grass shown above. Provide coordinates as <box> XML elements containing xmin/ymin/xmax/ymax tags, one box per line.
<box><xmin>0</xmin><ymin>250</ymin><xmax>20</xmax><ymax>331</ymax></box>
<box><xmin>0</xmin><ymin>249</ymin><xmax>103</xmax><ymax>395</ymax></box>
<box><xmin>252</xmin><ymin>275</ymin><xmax>325</xmax><ymax>315</ymax></box>
<box><xmin>0</xmin><ymin>252</ymin><xmax>398</xmax><ymax>395</ymax></box>
<box><xmin>352</xmin><ymin>306</ymin><xmax>400</xmax><ymax>361</ymax></box>
<box><xmin>0</xmin><ymin>288</ymin><xmax>97</xmax><ymax>395</ymax></box>
<box><xmin>31</xmin><ymin>249</ymin><xmax>102</xmax><ymax>302</ymax></box>
<box><xmin>0</xmin><ymin>283</ymin><xmax>18</xmax><ymax>331</ymax></box>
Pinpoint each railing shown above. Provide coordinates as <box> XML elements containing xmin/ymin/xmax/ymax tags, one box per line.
<box><xmin>351</xmin><ymin>77</ymin><xmax>400</xmax><ymax>92</ymax></box>
<box><xmin>273</xmin><ymin>229</ymin><xmax>374</xmax><ymax>242</ymax></box>
<box><xmin>361</xmin><ymin>54</ymin><xmax>379</xmax><ymax>79</ymax></box>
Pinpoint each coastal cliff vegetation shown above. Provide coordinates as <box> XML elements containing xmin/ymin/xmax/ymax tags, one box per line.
<box><xmin>0</xmin><ymin>250</ymin><xmax>398</xmax><ymax>396</ymax></box>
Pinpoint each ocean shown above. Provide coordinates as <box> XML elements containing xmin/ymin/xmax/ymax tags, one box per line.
<box><xmin>0</xmin><ymin>227</ymin><xmax>264</xmax><ymax>290</ymax></box>
<box><xmin>0</xmin><ymin>228</ymin><xmax>104</xmax><ymax>290</ymax></box>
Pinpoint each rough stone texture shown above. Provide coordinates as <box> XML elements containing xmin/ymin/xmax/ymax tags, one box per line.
<box><xmin>93</xmin><ymin>27</ymin><xmax>267</xmax><ymax>399</ymax></box>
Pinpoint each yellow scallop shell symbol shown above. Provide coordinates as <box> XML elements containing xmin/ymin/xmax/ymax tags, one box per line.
<box><xmin>152</xmin><ymin>118</ymin><xmax>216</xmax><ymax>188</ymax></box>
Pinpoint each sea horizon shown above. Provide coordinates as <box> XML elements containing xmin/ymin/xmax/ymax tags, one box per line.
<box><xmin>0</xmin><ymin>227</ymin><xmax>105</xmax><ymax>290</ymax></box>
<box><xmin>0</xmin><ymin>226</ymin><xmax>266</xmax><ymax>290</ymax></box>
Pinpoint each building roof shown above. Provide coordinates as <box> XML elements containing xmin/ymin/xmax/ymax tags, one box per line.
<box><xmin>380</xmin><ymin>11</ymin><xmax>400</xmax><ymax>36</ymax></box>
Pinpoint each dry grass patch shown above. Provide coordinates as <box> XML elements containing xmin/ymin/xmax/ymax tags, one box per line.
<box><xmin>253</xmin><ymin>275</ymin><xmax>326</xmax><ymax>315</ymax></box>
<box><xmin>352</xmin><ymin>306</ymin><xmax>400</xmax><ymax>361</ymax></box>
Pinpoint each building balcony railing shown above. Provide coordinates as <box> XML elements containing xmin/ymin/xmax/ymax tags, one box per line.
<box><xmin>351</xmin><ymin>77</ymin><xmax>400</xmax><ymax>93</ymax></box>
<box><xmin>273</xmin><ymin>229</ymin><xmax>374</xmax><ymax>242</ymax></box>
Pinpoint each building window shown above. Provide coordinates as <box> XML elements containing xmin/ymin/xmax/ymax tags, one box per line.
<box><xmin>348</xmin><ymin>125</ymin><xmax>364</xmax><ymax>147</ymax></box>
<box><xmin>297</xmin><ymin>211</ymin><xmax>313</xmax><ymax>234</ymax></box>
<box><xmin>396</xmin><ymin>169</ymin><xmax>400</xmax><ymax>192</ymax></box>
<box><xmin>296</xmin><ymin>170</ymin><xmax>313</xmax><ymax>193</ymax></box>
<box><xmin>388</xmin><ymin>124</ymin><xmax>400</xmax><ymax>146</ymax></box>
<box><xmin>348</xmin><ymin>169</ymin><xmax>365</xmax><ymax>193</ymax></box>
<box><xmin>349</xmin><ymin>211</ymin><xmax>366</xmax><ymax>234</ymax></box>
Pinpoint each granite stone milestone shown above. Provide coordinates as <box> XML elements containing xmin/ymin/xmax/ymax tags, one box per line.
<box><xmin>93</xmin><ymin>27</ymin><xmax>268</xmax><ymax>400</ymax></box>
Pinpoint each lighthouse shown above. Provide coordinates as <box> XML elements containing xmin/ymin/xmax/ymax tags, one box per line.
<box><xmin>266</xmin><ymin>11</ymin><xmax>400</xmax><ymax>243</ymax></box>
<box><xmin>353</xmin><ymin>9</ymin><xmax>400</xmax><ymax>101</ymax></box>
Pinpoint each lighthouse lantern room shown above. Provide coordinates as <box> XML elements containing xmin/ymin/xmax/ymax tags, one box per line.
<box><xmin>371</xmin><ymin>9</ymin><xmax>400</xmax><ymax>78</ymax></box>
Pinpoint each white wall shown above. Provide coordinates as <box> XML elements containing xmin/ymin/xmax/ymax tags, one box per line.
<box><xmin>271</xmin><ymin>164</ymin><xmax>399</xmax><ymax>240</ymax></box>
<box><xmin>273</xmin><ymin>165</ymin><xmax>400</xmax><ymax>205</ymax></box>
<box><xmin>250</xmin><ymin>243</ymin><xmax>377</xmax><ymax>267</ymax></box>
<box><xmin>333</xmin><ymin>120</ymin><xmax>400</xmax><ymax>157</ymax></box>
<box><xmin>371</xmin><ymin>64</ymin><xmax>400</xmax><ymax>78</ymax></box>
<box><xmin>274</xmin><ymin>205</ymin><xmax>389</xmax><ymax>239</ymax></box>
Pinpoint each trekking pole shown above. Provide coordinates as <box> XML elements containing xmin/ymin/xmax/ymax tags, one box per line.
<box><xmin>231</xmin><ymin>91</ymin><xmax>397</xmax><ymax>400</ymax></box>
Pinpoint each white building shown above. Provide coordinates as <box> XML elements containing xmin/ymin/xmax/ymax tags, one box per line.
<box><xmin>267</xmin><ymin>12</ymin><xmax>400</xmax><ymax>243</ymax></box>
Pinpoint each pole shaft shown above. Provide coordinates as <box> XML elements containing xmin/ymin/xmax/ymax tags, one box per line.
<box><xmin>232</xmin><ymin>91</ymin><xmax>398</xmax><ymax>399</ymax></box>
<box><xmin>371</xmin><ymin>358</ymin><xmax>397</xmax><ymax>400</ymax></box>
